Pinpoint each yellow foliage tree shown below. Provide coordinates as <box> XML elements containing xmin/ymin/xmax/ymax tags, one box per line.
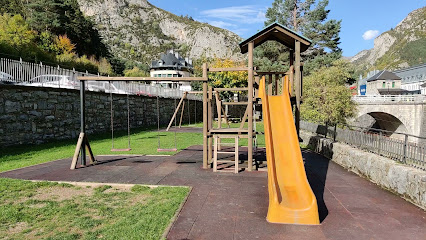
<box><xmin>208</xmin><ymin>58</ymin><xmax>248</xmax><ymax>100</ymax></box>
<box><xmin>54</xmin><ymin>34</ymin><xmax>75</xmax><ymax>54</ymax></box>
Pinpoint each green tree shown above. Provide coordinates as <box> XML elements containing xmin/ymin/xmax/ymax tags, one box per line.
<box><xmin>260</xmin><ymin>0</ymin><xmax>342</xmax><ymax>74</ymax></box>
<box><xmin>26</xmin><ymin>0</ymin><xmax>63</xmax><ymax>32</ymax></box>
<box><xmin>301</xmin><ymin>59</ymin><xmax>356</xmax><ymax>126</ymax></box>
<box><xmin>0</xmin><ymin>0</ymin><xmax>25</xmax><ymax>16</ymax></box>
<box><xmin>0</xmin><ymin>14</ymin><xmax>36</xmax><ymax>49</ymax></box>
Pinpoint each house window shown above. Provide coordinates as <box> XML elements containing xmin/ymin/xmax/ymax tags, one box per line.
<box><xmin>382</xmin><ymin>82</ymin><xmax>386</xmax><ymax>88</ymax></box>
<box><xmin>392</xmin><ymin>82</ymin><xmax>395</xmax><ymax>88</ymax></box>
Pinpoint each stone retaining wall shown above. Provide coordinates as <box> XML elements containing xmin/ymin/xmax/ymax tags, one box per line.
<box><xmin>0</xmin><ymin>85</ymin><xmax>203</xmax><ymax>146</ymax></box>
<box><xmin>300</xmin><ymin>130</ymin><xmax>426</xmax><ymax>210</ymax></box>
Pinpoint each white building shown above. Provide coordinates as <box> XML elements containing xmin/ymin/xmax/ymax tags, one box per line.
<box><xmin>394</xmin><ymin>63</ymin><xmax>426</xmax><ymax>95</ymax></box>
<box><xmin>365</xmin><ymin>70</ymin><xmax>403</xmax><ymax>95</ymax></box>
<box><xmin>150</xmin><ymin>50</ymin><xmax>193</xmax><ymax>91</ymax></box>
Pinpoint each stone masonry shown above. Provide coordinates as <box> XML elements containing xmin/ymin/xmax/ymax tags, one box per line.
<box><xmin>0</xmin><ymin>85</ymin><xmax>202</xmax><ymax>146</ymax></box>
<box><xmin>300</xmin><ymin>130</ymin><xmax>426</xmax><ymax>210</ymax></box>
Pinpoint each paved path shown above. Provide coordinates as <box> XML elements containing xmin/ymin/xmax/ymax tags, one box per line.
<box><xmin>1</xmin><ymin>146</ymin><xmax>425</xmax><ymax>240</ymax></box>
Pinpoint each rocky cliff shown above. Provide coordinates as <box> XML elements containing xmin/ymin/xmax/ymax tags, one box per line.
<box><xmin>351</xmin><ymin>7</ymin><xmax>426</xmax><ymax>74</ymax></box>
<box><xmin>77</xmin><ymin>0</ymin><xmax>243</xmax><ymax>63</ymax></box>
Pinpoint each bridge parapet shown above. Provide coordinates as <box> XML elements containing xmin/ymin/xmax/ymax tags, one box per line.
<box><xmin>353</xmin><ymin>95</ymin><xmax>426</xmax><ymax>105</ymax></box>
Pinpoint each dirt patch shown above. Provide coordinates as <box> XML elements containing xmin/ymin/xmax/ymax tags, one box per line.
<box><xmin>8</xmin><ymin>222</ymin><xmax>29</xmax><ymax>235</ymax></box>
<box><xmin>28</xmin><ymin>203</ymin><xmax>47</xmax><ymax>208</ymax></box>
<box><xmin>34</xmin><ymin>186</ymin><xmax>93</xmax><ymax>201</ymax></box>
<box><xmin>128</xmin><ymin>194</ymin><xmax>149</xmax><ymax>206</ymax></box>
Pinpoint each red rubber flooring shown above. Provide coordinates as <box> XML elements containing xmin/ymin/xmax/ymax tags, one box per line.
<box><xmin>1</xmin><ymin>146</ymin><xmax>425</xmax><ymax>240</ymax></box>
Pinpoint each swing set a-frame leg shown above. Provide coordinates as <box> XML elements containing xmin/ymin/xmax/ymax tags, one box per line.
<box><xmin>166</xmin><ymin>92</ymin><xmax>187</xmax><ymax>131</ymax></box>
<box><xmin>70</xmin><ymin>132</ymin><xmax>96</xmax><ymax>170</ymax></box>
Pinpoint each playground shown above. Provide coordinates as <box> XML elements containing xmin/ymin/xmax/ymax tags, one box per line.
<box><xmin>1</xmin><ymin>22</ymin><xmax>425</xmax><ymax>239</ymax></box>
<box><xmin>1</xmin><ymin>145</ymin><xmax>425</xmax><ymax>239</ymax></box>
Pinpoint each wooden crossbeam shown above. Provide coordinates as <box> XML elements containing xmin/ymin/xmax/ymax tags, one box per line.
<box><xmin>214</xmin><ymin>87</ymin><xmax>248</xmax><ymax>92</ymax></box>
<box><xmin>222</xmin><ymin>102</ymin><xmax>249</xmax><ymax>105</ymax></box>
<box><xmin>78</xmin><ymin>76</ymin><xmax>207</xmax><ymax>81</ymax></box>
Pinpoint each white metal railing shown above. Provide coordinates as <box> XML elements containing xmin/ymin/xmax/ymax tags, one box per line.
<box><xmin>0</xmin><ymin>57</ymin><xmax>201</xmax><ymax>100</ymax></box>
<box><xmin>353</xmin><ymin>95</ymin><xmax>426</xmax><ymax>103</ymax></box>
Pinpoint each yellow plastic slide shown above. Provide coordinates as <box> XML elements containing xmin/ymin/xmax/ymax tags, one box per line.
<box><xmin>259</xmin><ymin>76</ymin><xmax>320</xmax><ymax>225</ymax></box>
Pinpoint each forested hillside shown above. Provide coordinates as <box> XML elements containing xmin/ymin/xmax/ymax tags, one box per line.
<box><xmin>0</xmin><ymin>0</ymin><xmax>242</xmax><ymax>76</ymax></box>
<box><xmin>351</xmin><ymin>7</ymin><xmax>426</xmax><ymax>76</ymax></box>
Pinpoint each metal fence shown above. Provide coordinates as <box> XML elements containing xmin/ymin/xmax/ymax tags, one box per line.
<box><xmin>0</xmin><ymin>57</ymin><xmax>201</xmax><ymax>100</ymax></box>
<box><xmin>353</xmin><ymin>95</ymin><xmax>426</xmax><ymax>103</ymax></box>
<box><xmin>300</xmin><ymin>121</ymin><xmax>426</xmax><ymax>171</ymax></box>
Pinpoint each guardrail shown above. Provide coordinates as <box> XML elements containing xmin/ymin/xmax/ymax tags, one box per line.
<box><xmin>301</xmin><ymin>121</ymin><xmax>426</xmax><ymax>171</ymax></box>
<box><xmin>0</xmin><ymin>57</ymin><xmax>201</xmax><ymax>100</ymax></box>
<box><xmin>353</xmin><ymin>95</ymin><xmax>426</xmax><ymax>103</ymax></box>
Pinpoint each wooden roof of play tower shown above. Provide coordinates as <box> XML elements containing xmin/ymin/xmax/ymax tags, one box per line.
<box><xmin>239</xmin><ymin>22</ymin><xmax>312</xmax><ymax>53</ymax></box>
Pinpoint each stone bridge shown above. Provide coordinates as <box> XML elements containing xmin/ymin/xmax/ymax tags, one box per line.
<box><xmin>352</xmin><ymin>95</ymin><xmax>426</xmax><ymax>142</ymax></box>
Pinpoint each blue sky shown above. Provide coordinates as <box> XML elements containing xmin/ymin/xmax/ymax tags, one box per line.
<box><xmin>150</xmin><ymin>0</ymin><xmax>425</xmax><ymax>57</ymax></box>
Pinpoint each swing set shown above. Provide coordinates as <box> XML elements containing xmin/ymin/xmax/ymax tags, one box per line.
<box><xmin>70</xmin><ymin>76</ymin><xmax>207</xmax><ymax>169</ymax></box>
<box><xmin>108</xmin><ymin>81</ymin><xmax>194</xmax><ymax>153</ymax></box>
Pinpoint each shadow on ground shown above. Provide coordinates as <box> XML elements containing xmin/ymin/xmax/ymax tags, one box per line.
<box><xmin>303</xmin><ymin>149</ymin><xmax>330</xmax><ymax>222</ymax></box>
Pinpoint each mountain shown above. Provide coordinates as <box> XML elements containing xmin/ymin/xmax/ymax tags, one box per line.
<box><xmin>350</xmin><ymin>7</ymin><xmax>426</xmax><ymax>75</ymax></box>
<box><xmin>77</xmin><ymin>0</ymin><xmax>243</xmax><ymax>64</ymax></box>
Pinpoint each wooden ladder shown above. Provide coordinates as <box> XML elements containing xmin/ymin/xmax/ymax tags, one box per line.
<box><xmin>213</xmin><ymin>134</ymin><xmax>240</xmax><ymax>174</ymax></box>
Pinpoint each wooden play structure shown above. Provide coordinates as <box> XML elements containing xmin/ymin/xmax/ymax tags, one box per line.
<box><xmin>71</xmin><ymin>22</ymin><xmax>320</xmax><ymax>225</ymax></box>
<box><xmin>71</xmin><ymin>22</ymin><xmax>309</xmax><ymax>172</ymax></box>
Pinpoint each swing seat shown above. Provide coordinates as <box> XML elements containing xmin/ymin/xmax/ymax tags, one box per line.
<box><xmin>111</xmin><ymin>148</ymin><xmax>132</xmax><ymax>152</ymax></box>
<box><xmin>157</xmin><ymin>148</ymin><xmax>177</xmax><ymax>152</ymax></box>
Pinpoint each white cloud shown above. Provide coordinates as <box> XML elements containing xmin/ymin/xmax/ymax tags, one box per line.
<box><xmin>362</xmin><ymin>30</ymin><xmax>380</xmax><ymax>40</ymax></box>
<box><xmin>200</xmin><ymin>5</ymin><xmax>266</xmax><ymax>24</ymax></box>
<box><xmin>208</xmin><ymin>21</ymin><xmax>237</xmax><ymax>29</ymax></box>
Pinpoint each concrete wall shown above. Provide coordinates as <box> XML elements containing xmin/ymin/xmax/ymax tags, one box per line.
<box><xmin>300</xmin><ymin>130</ymin><xmax>426</xmax><ymax>210</ymax></box>
<box><xmin>0</xmin><ymin>85</ymin><xmax>203</xmax><ymax>146</ymax></box>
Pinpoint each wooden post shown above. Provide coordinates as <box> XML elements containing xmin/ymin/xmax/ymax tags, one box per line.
<box><xmin>268</xmin><ymin>74</ymin><xmax>273</xmax><ymax>95</ymax></box>
<box><xmin>235</xmin><ymin>136</ymin><xmax>239</xmax><ymax>174</ymax></box>
<box><xmin>295</xmin><ymin>41</ymin><xmax>301</xmax><ymax>136</ymax></box>
<box><xmin>289</xmin><ymin>50</ymin><xmax>294</xmax><ymax>97</ymax></box>
<box><xmin>80</xmin><ymin>80</ymin><xmax>86</xmax><ymax>165</ymax></box>
<box><xmin>215</xmin><ymin>92</ymin><xmax>222</xmax><ymax>150</ymax></box>
<box><xmin>275</xmin><ymin>74</ymin><xmax>279</xmax><ymax>95</ymax></box>
<box><xmin>248</xmin><ymin>41</ymin><xmax>254</xmax><ymax>171</ymax></box>
<box><xmin>208</xmin><ymin>86</ymin><xmax>213</xmax><ymax>164</ymax></box>
<box><xmin>202</xmin><ymin>63</ymin><xmax>208</xmax><ymax>169</ymax></box>
<box><xmin>254</xmin><ymin>76</ymin><xmax>260</xmax><ymax>98</ymax></box>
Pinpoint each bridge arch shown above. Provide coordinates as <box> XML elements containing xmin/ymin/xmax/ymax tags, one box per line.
<box><xmin>355</xmin><ymin>112</ymin><xmax>409</xmax><ymax>138</ymax></box>
<box><xmin>354</xmin><ymin>104</ymin><xmax>418</xmax><ymax>138</ymax></box>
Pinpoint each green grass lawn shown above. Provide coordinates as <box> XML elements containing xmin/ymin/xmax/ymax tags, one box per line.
<box><xmin>0</xmin><ymin>122</ymin><xmax>265</xmax><ymax>173</ymax></box>
<box><xmin>0</xmin><ymin>178</ymin><xmax>189</xmax><ymax>240</ymax></box>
